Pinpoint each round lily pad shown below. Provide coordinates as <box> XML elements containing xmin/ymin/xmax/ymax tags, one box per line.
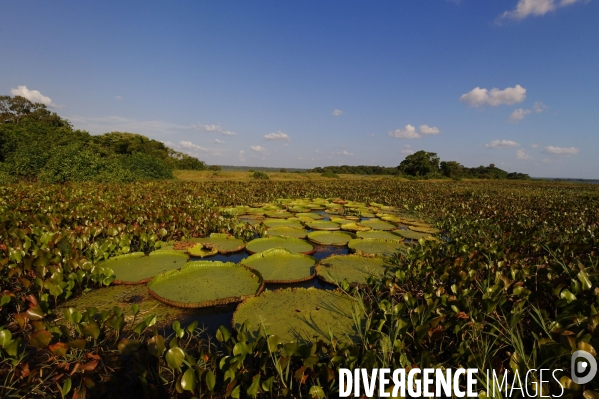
<box><xmin>340</xmin><ymin>223</ymin><xmax>371</xmax><ymax>232</ymax></box>
<box><xmin>265</xmin><ymin>211</ymin><xmax>294</xmax><ymax>219</ymax></box>
<box><xmin>316</xmin><ymin>254</ymin><xmax>389</xmax><ymax>286</ymax></box>
<box><xmin>307</xmin><ymin>231</ymin><xmax>355</xmax><ymax>246</ymax></box>
<box><xmin>330</xmin><ymin>217</ymin><xmax>354</xmax><ymax>225</ymax></box>
<box><xmin>359</xmin><ymin>220</ymin><xmax>396</xmax><ymax>231</ymax></box>
<box><xmin>233</xmin><ymin>288</ymin><xmax>360</xmax><ymax>343</ymax></box>
<box><xmin>394</xmin><ymin>229</ymin><xmax>432</xmax><ymax>240</ymax></box>
<box><xmin>240</xmin><ymin>248</ymin><xmax>316</xmax><ymax>283</ymax></box>
<box><xmin>409</xmin><ymin>226</ymin><xmax>441</xmax><ymax>234</ymax></box>
<box><xmin>246</xmin><ymin>236</ymin><xmax>315</xmax><ymax>255</ymax></box>
<box><xmin>305</xmin><ymin>220</ymin><xmax>341</xmax><ymax>231</ymax></box>
<box><xmin>265</xmin><ymin>226</ymin><xmax>307</xmax><ymax>239</ymax></box>
<box><xmin>295</xmin><ymin>212</ymin><xmax>324</xmax><ymax>220</ymax></box>
<box><xmin>101</xmin><ymin>251</ymin><xmax>189</xmax><ymax>285</ymax></box>
<box><xmin>188</xmin><ymin>243</ymin><xmax>219</xmax><ymax>258</ymax></box>
<box><xmin>356</xmin><ymin>230</ymin><xmax>403</xmax><ymax>240</ymax></box>
<box><xmin>194</xmin><ymin>234</ymin><xmax>245</xmax><ymax>254</ymax></box>
<box><xmin>263</xmin><ymin>219</ymin><xmax>304</xmax><ymax>229</ymax></box>
<box><xmin>148</xmin><ymin>261</ymin><xmax>264</xmax><ymax>308</ymax></box>
<box><xmin>347</xmin><ymin>238</ymin><xmax>405</xmax><ymax>256</ymax></box>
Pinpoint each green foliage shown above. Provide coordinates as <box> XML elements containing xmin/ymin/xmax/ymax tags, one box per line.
<box><xmin>398</xmin><ymin>150</ymin><xmax>441</xmax><ymax>176</ymax></box>
<box><xmin>253</xmin><ymin>171</ymin><xmax>269</xmax><ymax>179</ymax></box>
<box><xmin>320</xmin><ymin>170</ymin><xmax>340</xmax><ymax>178</ymax></box>
<box><xmin>208</xmin><ymin>164</ymin><xmax>222</xmax><ymax>171</ymax></box>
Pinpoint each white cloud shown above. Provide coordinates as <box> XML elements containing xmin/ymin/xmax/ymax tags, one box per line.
<box><xmin>517</xmin><ymin>149</ymin><xmax>532</xmax><ymax>159</ymax></box>
<box><xmin>239</xmin><ymin>150</ymin><xmax>245</xmax><ymax>162</ymax></box>
<box><xmin>486</xmin><ymin>140</ymin><xmax>520</xmax><ymax>148</ymax></box>
<box><xmin>10</xmin><ymin>85</ymin><xmax>62</xmax><ymax>108</ymax></box>
<box><xmin>460</xmin><ymin>85</ymin><xmax>526</xmax><ymax>107</ymax></box>
<box><xmin>197</xmin><ymin>124</ymin><xmax>236</xmax><ymax>136</ymax></box>
<box><xmin>500</xmin><ymin>0</ymin><xmax>585</xmax><ymax>20</ymax></box>
<box><xmin>179</xmin><ymin>141</ymin><xmax>210</xmax><ymax>152</ymax></box>
<box><xmin>531</xmin><ymin>144</ymin><xmax>539</xmax><ymax>148</ymax></box>
<box><xmin>533</xmin><ymin>101</ymin><xmax>547</xmax><ymax>113</ymax></box>
<box><xmin>264</xmin><ymin>131</ymin><xmax>290</xmax><ymax>141</ymax></box>
<box><xmin>401</xmin><ymin>149</ymin><xmax>414</xmax><ymax>155</ymax></box>
<box><xmin>388</xmin><ymin>124</ymin><xmax>420</xmax><ymax>139</ymax></box>
<box><xmin>250</xmin><ymin>145</ymin><xmax>267</xmax><ymax>152</ymax></box>
<box><xmin>418</xmin><ymin>125</ymin><xmax>441</xmax><ymax>135</ymax></box>
<box><xmin>333</xmin><ymin>150</ymin><xmax>354</xmax><ymax>156</ymax></box>
<box><xmin>508</xmin><ymin>108</ymin><xmax>532</xmax><ymax>122</ymax></box>
<box><xmin>214</xmin><ymin>139</ymin><xmax>225</xmax><ymax>144</ymax></box>
<box><xmin>544</xmin><ymin>146</ymin><xmax>579</xmax><ymax>156</ymax></box>
<box><xmin>332</xmin><ymin>109</ymin><xmax>344</xmax><ymax>116</ymax></box>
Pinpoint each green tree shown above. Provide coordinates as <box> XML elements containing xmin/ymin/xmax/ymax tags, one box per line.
<box><xmin>398</xmin><ymin>150</ymin><xmax>440</xmax><ymax>176</ymax></box>
<box><xmin>440</xmin><ymin>161</ymin><xmax>465</xmax><ymax>178</ymax></box>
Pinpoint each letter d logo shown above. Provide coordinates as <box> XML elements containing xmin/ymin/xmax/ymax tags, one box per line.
<box><xmin>571</xmin><ymin>350</ymin><xmax>597</xmax><ymax>385</ymax></box>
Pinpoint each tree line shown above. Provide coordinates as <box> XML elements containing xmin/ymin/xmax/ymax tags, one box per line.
<box><xmin>309</xmin><ymin>150</ymin><xmax>530</xmax><ymax>180</ymax></box>
<box><xmin>0</xmin><ymin>95</ymin><xmax>206</xmax><ymax>183</ymax></box>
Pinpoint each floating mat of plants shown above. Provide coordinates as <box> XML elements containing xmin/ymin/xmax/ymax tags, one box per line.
<box><xmin>265</xmin><ymin>226</ymin><xmax>307</xmax><ymax>239</ymax></box>
<box><xmin>305</xmin><ymin>220</ymin><xmax>341</xmax><ymax>231</ymax></box>
<box><xmin>295</xmin><ymin>212</ymin><xmax>324</xmax><ymax>220</ymax></box>
<box><xmin>265</xmin><ymin>211</ymin><xmax>294</xmax><ymax>219</ymax></box>
<box><xmin>316</xmin><ymin>254</ymin><xmax>389</xmax><ymax>286</ymax></box>
<box><xmin>394</xmin><ymin>229</ymin><xmax>432</xmax><ymax>240</ymax></box>
<box><xmin>101</xmin><ymin>251</ymin><xmax>189</xmax><ymax>285</ymax></box>
<box><xmin>400</xmin><ymin>220</ymin><xmax>431</xmax><ymax>227</ymax></box>
<box><xmin>187</xmin><ymin>243</ymin><xmax>218</xmax><ymax>258</ymax></box>
<box><xmin>193</xmin><ymin>233</ymin><xmax>245</xmax><ymax>254</ymax></box>
<box><xmin>148</xmin><ymin>261</ymin><xmax>264</xmax><ymax>308</ymax></box>
<box><xmin>263</xmin><ymin>219</ymin><xmax>304</xmax><ymax>229</ymax></box>
<box><xmin>245</xmin><ymin>236</ymin><xmax>315</xmax><ymax>255</ymax></box>
<box><xmin>240</xmin><ymin>248</ymin><xmax>316</xmax><ymax>283</ymax></box>
<box><xmin>307</xmin><ymin>231</ymin><xmax>355</xmax><ymax>246</ymax></box>
<box><xmin>359</xmin><ymin>219</ymin><xmax>396</xmax><ymax>231</ymax></box>
<box><xmin>340</xmin><ymin>222</ymin><xmax>371</xmax><ymax>232</ymax></box>
<box><xmin>409</xmin><ymin>225</ymin><xmax>441</xmax><ymax>234</ymax></box>
<box><xmin>347</xmin><ymin>238</ymin><xmax>405</xmax><ymax>256</ymax></box>
<box><xmin>233</xmin><ymin>288</ymin><xmax>360</xmax><ymax>343</ymax></box>
<box><xmin>356</xmin><ymin>230</ymin><xmax>403</xmax><ymax>240</ymax></box>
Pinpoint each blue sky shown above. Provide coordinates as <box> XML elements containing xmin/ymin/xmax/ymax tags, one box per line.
<box><xmin>1</xmin><ymin>0</ymin><xmax>597</xmax><ymax>177</ymax></box>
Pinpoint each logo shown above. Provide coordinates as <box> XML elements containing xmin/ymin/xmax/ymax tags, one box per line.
<box><xmin>571</xmin><ymin>350</ymin><xmax>597</xmax><ymax>385</ymax></box>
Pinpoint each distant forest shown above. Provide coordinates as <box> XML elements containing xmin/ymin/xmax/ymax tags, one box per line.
<box><xmin>309</xmin><ymin>150</ymin><xmax>530</xmax><ymax>180</ymax></box>
<box><xmin>0</xmin><ymin>95</ymin><xmax>206</xmax><ymax>183</ymax></box>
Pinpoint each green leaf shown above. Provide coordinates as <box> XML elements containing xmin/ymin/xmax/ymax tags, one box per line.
<box><xmin>233</xmin><ymin>342</ymin><xmax>248</xmax><ymax>356</ymax></box>
<box><xmin>131</xmin><ymin>304</ymin><xmax>139</xmax><ymax>315</ymax></box>
<box><xmin>61</xmin><ymin>378</ymin><xmax>72</xmax><ymax>399</ymax></box>
<box><xmin>0</xmin><ymin>329</ymin><xmax>13</xmax><ymax>347</ymax></box>
<box><xmin>29</xmin><ymin>330</ymin><xmax>52</xmax><ymax>348</ymax></box>
<box><xmin>118</xmin><ymin>338</ymin><xmax>141</xmax><ymax>355</ymax></box>
<box><xmin>309</xmin><ymin>386</ymin><xmax>326</xmax><ymax>399</ymax></box>
<box><xmin>205</xmin><ymin>370</ymin><xmax>216</xmax><ymax>391</ymax></box>
<box><xmin>166</xmin><ymin>347</ymin><xmax>185</xmax><ymax>371</ymax></box>
<box><xmin>578</xmin><ymin>270</ymin><xmax>593</xmax><ymax>290</ymax></box>
<box><xmin>247</xmin><ymin>374</ymin><xmax>261</xmax><ymax>398</ymax></box>
<box><xmin>147</xmin><ymin>335</ymin><xmax>165</xmax><ymax>357</ymax></box>
<box><xmin>216</xmin><ymin>326</ymin><xmax>230</xmax><ymax>343</ymax></box>
<box><xmin>82</xmin><ymin>322</ymin><xmax>101</xmax><ymax>340</ymax></box>
<box><xmin>0</xmin><ymin>295</ymin><xmax>11</xmax><ymax>307</ymax></box>
<box><xmin>181</xmin><ymin>368</ymin><xmax>197</xmax><ymax>391</ymax></box>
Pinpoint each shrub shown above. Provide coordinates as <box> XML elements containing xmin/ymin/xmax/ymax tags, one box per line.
<box><xmin>253</xmin><ymin>171</ymin><xmax>269</xmax><ymax>180</ymax></box>
<box><xmin>208</xmin><ymin>165</ymin><xmax>222</xmax><ymax>171</ymax></box>
<box><xmin>280</xmin><ymin>168</ymin><xmax>287</xmax><ymax>173</ymax></box>
<box><xmin>321</xmin><ymin>171</ymin><xmax>339</xmax><ymax>178</ymax></box>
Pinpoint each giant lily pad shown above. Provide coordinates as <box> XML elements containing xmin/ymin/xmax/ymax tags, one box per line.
<box><xmin>246</xmin><ymin>236</ymin><xmax>315</xmax><ymax>255</ymax></box>
<box><xmin>347</xmin><ymin>238</ymin><xmax>405</xmax><ymax>256</ymax></box>
<box><xmin>394</xmin><ymin>229</ymin><xmax>432</xmax><ymax>240</ymax></box>
<box><xmin>188</xmin><ymin>243</ymin><xmax>218</xmax><ymax>258</ymax></box>
<box><xmin>305</xmin><ymin>220</ymin><xmax>341</xmax><ymax>231</ymax></box>
<box><xmin>240</xmin><ymin>248</ymin><xmax>316</xmax><ymax>283</ymax></box>
<box><xmin>307</xmin><ymin>231</ymin><xmax>355</xmax><ymax>246</ymax></box>
<box><xmin>101</xmin><ymin>251</ymin><xmax>189</xmax><ymax>285</ymax></box>
<box><xmin>265</xmin><ymin>226</ymin><xmax>307</xmax><ymax>239</ymax></box>
<box><xmin>340</xmin><ymin>223</ymin><xmax>371</xmax><ymax>232</ymax></box>
<box><xmin>194</xmin><ymin>234</ymin><xmax>245</xmax><ymax>254</ymax></box>
<box><xmin>330</xmin><ymin>218</ymin><xmax>354</xmax><ymax>225</ymax></box>
<box><xmin>263</xmin><ymin>219</ymin><xmax>304</xmax><ymax>229</ymax></box>
<box><xmin>316</xmin><ymin>255</ymin><xmax>389</xmax><ymax>286</ymax></box>
<box><xmin>148</xmin><ymin>261</ymin><xmax>264</xmax><ymax>308</ymax></box>
<box><xmin>356</xmin><ymin>230</ymin><xmax>403</xmax><ymax>240</ymax></box>
<box><xmin>409</xmin><ymin>226</ymin><xmax>441</xmax><ymax>234</ymax></box>
<box><xmin>359</xmin><ymin>220</ymin><xmax>396</xmax><ymax>231</ymax></box>
<box><xmin>233</xmin><ymin>288</ymin><xmax>360</xmax><ymax>343</ymax></box>
<box><xmin>295</xmin><ymin>212</ymin><xmax>324</xmax><ymax>220</ymax></box>
<box><xmin>265</xmin><ymin>211</ymin><xmax>294</xmax><ymax>219</ymax></box>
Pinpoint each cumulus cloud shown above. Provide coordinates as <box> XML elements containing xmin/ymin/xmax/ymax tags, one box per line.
<box><xmin>508</xmin><ymin>108</ymin><xmax>532</xmax><ymax>122</ymax></box>
<box><xmin>264</xmin><ymin>131</ymin><xmax>290</xmax><ymax>141</ymax></box>
<box><xmin>500</xmin><ymin>0</ymin><xmax>585</xmax><ymax>20</ymax></box>
<box><xmin>418</xmin><ymin>125</ymin><xmax>441</xmax><ymax>135</ymax></box>
<box><xmin>460</xmin><ymin>85</ymin><xmax>526</xmax><ymax>107</ymax></box>
<box><xmin>250</xmin><ymin>145</ymin><xmax>267</xmax><ymax>152</ymax></box>
<box><xmin>10</xmin><ymin>85</ymin><xmax>62</xmax><ymax>108</ymax></box>
<box><xmin>517</xmin><ymin>149</ymin><xmax>532</xmax><ymax>159</ymax></box>
<box><xmin>197</xmin><ymin>124</ymin><xmax>236</xmax><ymax>136</ymax></box>
<box><xmin>214</xmin><ymin>139</ymin><xmax>225</xmax><ymax>144</ymax></box>
<box><xmin>533</xmin><ymin>101</ymin><xmax>547</xmax><ymax>113</ymax></box>
<box><xmin>179</xmin><ymin>141</ymin><xmax>210</xmax><ymax>152</ymax></box>
<box><xmin>486</xmin><ymin>140</ymin><xmax>520</xmax><ymax>149</ymax></box>
<box><xmin>401</xmin><ymin>144</ymin><xmax>414</xmax><ymax>155</ymax></box>
<box><xmin>388</xmin><ymin>124</ymin><xmax>420</xmax><ymax>139</ymax></box>
<box><xmin>332</xmin><ymin>109</ymin><xmax>344</xmax><ymax>116</ymax></box>
<box><xmin>544</xmin><ymin>146</ymin><xmax>579</xmax><ymax>156</ymax></box>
